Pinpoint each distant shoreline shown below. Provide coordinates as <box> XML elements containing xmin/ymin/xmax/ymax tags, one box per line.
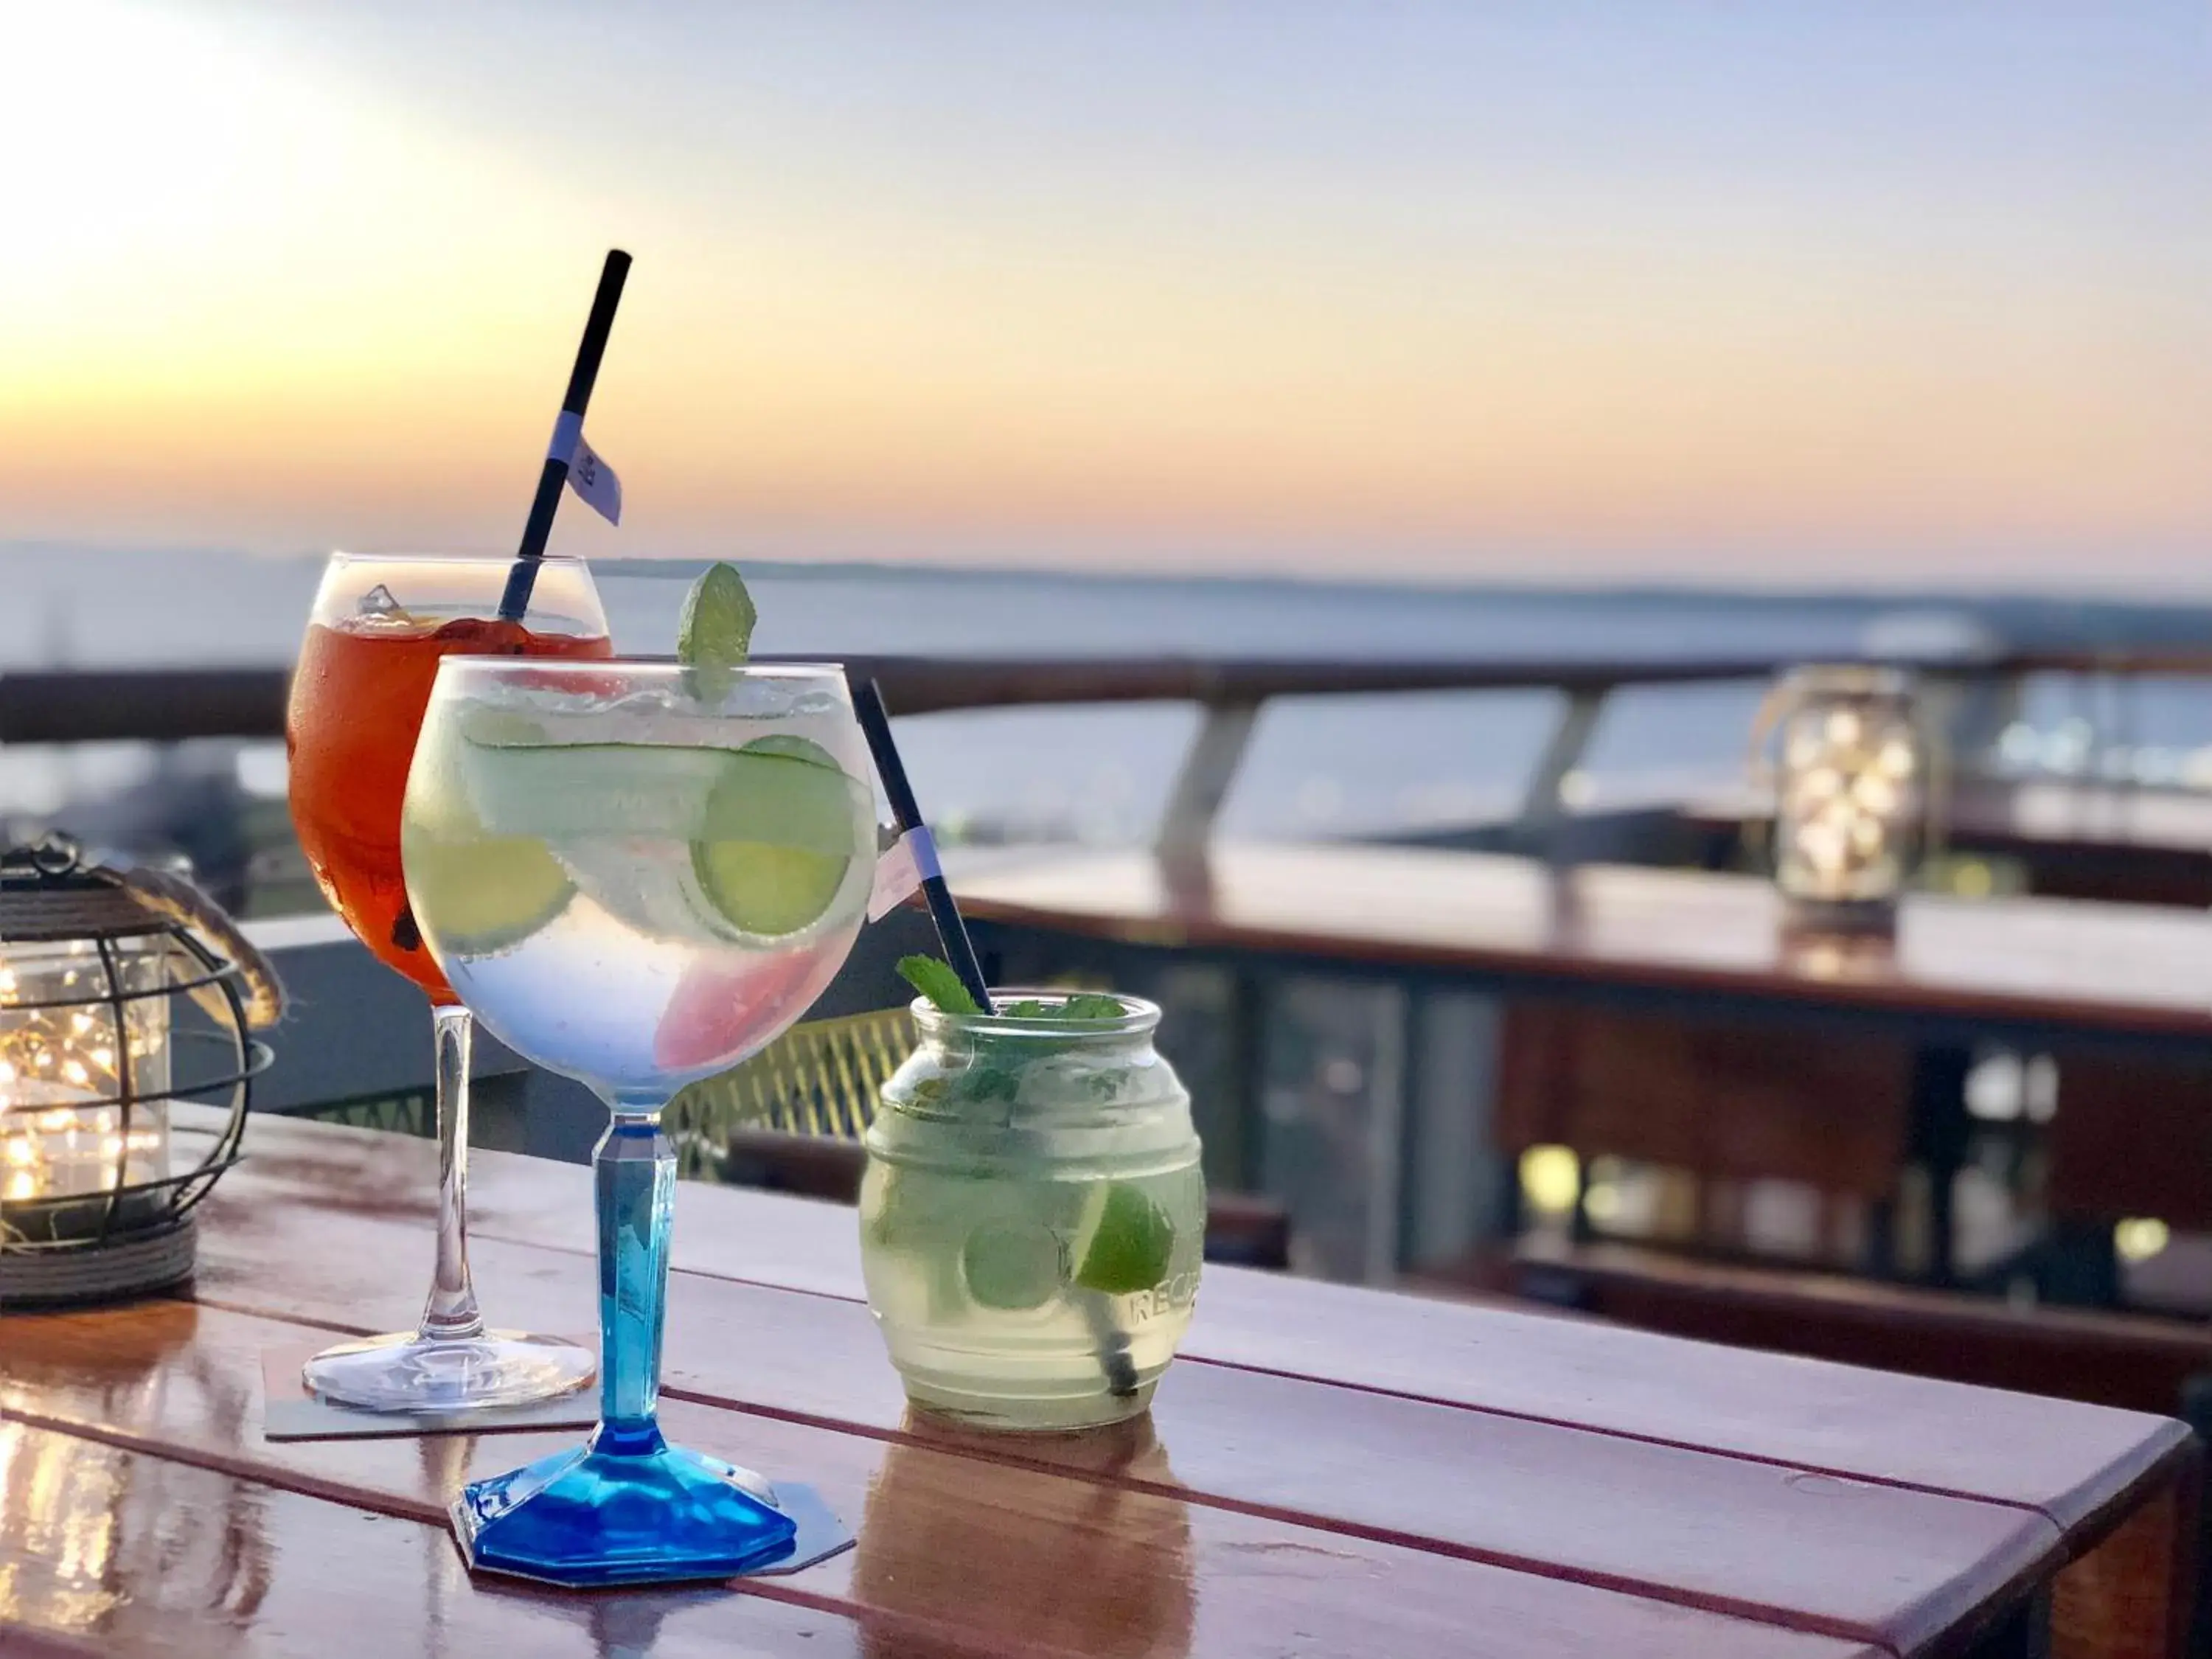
<box><xmin>6</xmin><ymin>539</ymin><xmax>2211</xmax><ymax>641</ymax></box>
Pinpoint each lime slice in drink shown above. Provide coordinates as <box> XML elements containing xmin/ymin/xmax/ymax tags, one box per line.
<box><xmin>458</xmin><ymin>731</ymin><xmax>866</xmax><ymax>946</ymax></box>
<box><xmin>690</xmin><ymin>737</ymin><xmax>858</xmax><ymax>938</ymax></box>
<box><xmin>403</xmin><ymin>717</ymin><xmax>577</xmax><ymax>953</ymax></box>
<box><xmin>961</xmin><ymin>1216</ymin><xmax>1064</xmax><ymax>1311</ymax></box>
<box><xmin>1071</xmin><ymin>1183</ymin><xmax>1176</xmax><ymax>1295</ymax></box>
<box><xmin>405</xmin><ymin>833</ymin><xmax>574</xmax><ymax>955</ymax></box>
<box><xmin>460</xmin><ymin>740</ymin><xmax>739</xmax><ymax>839</ymax></box>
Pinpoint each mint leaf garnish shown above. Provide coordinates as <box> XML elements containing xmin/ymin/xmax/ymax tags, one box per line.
<box><xmin>897</xmin><ymin>954</ymin><xmax>981</xmax><ymax>1015</ymax></box>
<box><xmin>896</xmin><ymin>962</ymin><xmax>1124</xmax><ymax>1023</ymax></box>
<box><xmin>677</xmin><ymin>561</ymin><xmax>756</xmax><ymax>700</ymax></box>
<box><xmin>998</xmin><ymin>992</ymin><xmax>1124</xmax><ymax>1021</ymax></box>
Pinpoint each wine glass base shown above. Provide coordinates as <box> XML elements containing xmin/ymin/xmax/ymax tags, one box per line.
<box><xmin>452</xmin><ymin>1436</ymin><xmax>849</xmax><ymax>1587</ymax></box>
<box><xmin>302</xmin><ymin>1329</ymin><xmax>595</xmax><ymax>1414</ymax></box>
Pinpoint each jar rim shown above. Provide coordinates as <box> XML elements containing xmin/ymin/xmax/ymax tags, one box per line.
<box><xmin>910</xmin><ymin>988</ymin><xmax>1161</xmax><ymax>1040</ymax></box>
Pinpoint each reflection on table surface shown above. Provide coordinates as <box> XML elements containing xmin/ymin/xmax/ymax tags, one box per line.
<box><xmin>856</xmin><ymin>1409</ymin><xmax>1194</xmax><ymax>1659</ymax></box>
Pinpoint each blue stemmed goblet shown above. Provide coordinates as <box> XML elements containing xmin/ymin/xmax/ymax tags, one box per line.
<box><xmin>402</xmin><ymin>657</ymin><xmax>875</xmax><ymax>1585</ymax></box>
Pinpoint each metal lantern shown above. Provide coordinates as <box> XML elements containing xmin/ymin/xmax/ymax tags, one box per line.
<box><xmin>1759</xmin><ymin>666</ymin><xmax>1928</xmax><ymax>932</ymax></box>
<box><xmin>0</xmin><ymin>836</ymin><xmax>276</xmax><ymax>1304</ymax></box>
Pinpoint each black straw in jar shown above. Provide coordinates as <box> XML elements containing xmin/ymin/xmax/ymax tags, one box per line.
<box><xmin>850</xmin><ymin>678</ymin><xmax>995</xmax><ymax>1015</ymax></box>
<box><xmin>498</xmin><ymin>248</ymin><xmax>632</xmax><ymax>622</ymax></box>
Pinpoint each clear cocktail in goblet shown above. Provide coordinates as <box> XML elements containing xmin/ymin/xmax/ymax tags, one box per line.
<box><xmin>403</xmin><ymin>655</ymin><xmax>875</xmax><ymax>1586</ymax></box>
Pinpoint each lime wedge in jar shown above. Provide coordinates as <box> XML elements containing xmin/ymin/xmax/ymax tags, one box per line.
<box><xmin>960</xmin><ymin>1216</ymin><xmax>1065</xmax><ymax>1312</ymax></box>
<box><xmin>1071</xmin><ymin>1183</ymin><xmax>1177</xmax><ymax>1295</ymax></box>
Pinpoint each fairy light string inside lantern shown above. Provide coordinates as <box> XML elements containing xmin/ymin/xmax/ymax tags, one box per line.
<box><xmin>1756</xmin><ymin>665</ymin><xmax>1932</xmax><ymax>931</ymax></box>
<box><xmin>0</xmin><ymin>937</ymin><xmax>172</xmax><ymax>1205</ymax></box>
<box><xmin>0</xmin><ymin>835</ymin><xmax>279</xmax><ymax>1304</ymax></box>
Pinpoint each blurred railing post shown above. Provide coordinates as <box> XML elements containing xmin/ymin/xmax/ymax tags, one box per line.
<box><xmin>1157</xmin><ymin>699</ymin><xmax>1261</xmax><ymax>860</ymax></box>
<box><xmin>1517</xmin><ymin>686</ymin><xmax>1607</xmax><ymax>858</ymax></box>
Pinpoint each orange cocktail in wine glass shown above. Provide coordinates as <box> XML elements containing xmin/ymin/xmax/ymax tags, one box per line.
<box><xmin>285</xmin><ymin>552</ymin><xmax>610</xmax><ymax>1413</ymax></box>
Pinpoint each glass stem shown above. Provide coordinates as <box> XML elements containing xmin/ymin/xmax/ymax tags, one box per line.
<box><xmin>417</xmin><ymin>1002</ymin><xmax>486</xmax><ymax>1343</ymax></box>
<box><xmin>594</xmin><ymin>1102</ymin><xmax>675</xmax><ymax>1456</ymax></box>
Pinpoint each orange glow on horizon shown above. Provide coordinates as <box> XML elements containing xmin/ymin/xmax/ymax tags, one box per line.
<box><xmin>3</xmin><ymin>1</ymin><xmax>2206</xmax><ymax>588</ymax></box>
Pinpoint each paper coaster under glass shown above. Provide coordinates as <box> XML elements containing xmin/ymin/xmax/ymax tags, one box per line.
<box><xmin>260</xmin><ymin>1342</ymin><xmax>597</xmax><ymax>1442</ymax></box>
<box><xmin>451</xmin><ymin>1444</ymin><xmax>854</xmax><ymax>1587</ymax></box>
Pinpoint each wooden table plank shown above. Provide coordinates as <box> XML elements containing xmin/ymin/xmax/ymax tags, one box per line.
<box><xmin>947</xmin><ymin>842</ymin><xmax>2212</xmax><ymax>1041</ymax></box>
<box><xmin>0</xmin><ymin>1421</ymin><xmax>942</xmax><ymax>1659</ymax></box>
<box><xmin>0</xmin><ymin>1304</ymin><xmax>1879</xmax><ymax>1659</ymax></box>
<box><xmin>170</xmin><ymin>1177</ymin><xmax>2065</xmax><ymax>1655</ymax></box>
<box><xmin>187</xmin><ymin>1109</ymin><xmax>2189</xmax><ymax>1538</ymax></box>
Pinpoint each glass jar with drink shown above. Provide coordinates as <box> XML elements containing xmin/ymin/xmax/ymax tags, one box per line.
<box><xmin>860</xmin><ymin>990</ymin><xmax>1205</xmax><ymax>1432</ymax></box>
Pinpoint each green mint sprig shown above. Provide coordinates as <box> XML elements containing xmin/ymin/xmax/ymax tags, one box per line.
<box><xmin>676</xmin><ymin>561</ymin><xmax>757</xmax><ymax>701</ymax></box>
<box><xmin>897</xmin><ymin>954</ymin><xmax>982</xmax><ymax>1015</ymax></box>
<box><xmin>998</xmin><ymin>993</ymin><xmax>1125</xmax><ymax>1021</ymax></box>
<box><xmin>897</xmin><ymin>956</ymin><xmax>1124</xmax><ymax>1023</ymax></box>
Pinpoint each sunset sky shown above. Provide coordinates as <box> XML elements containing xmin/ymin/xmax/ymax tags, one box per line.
<box><xmin>2</xmin><ymin>1</ymin><xmax>2206</xmax><ymax>589</ymax></box>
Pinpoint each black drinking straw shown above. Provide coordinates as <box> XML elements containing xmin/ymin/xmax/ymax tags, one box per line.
<box><xmin>853</xmin><ymin>677</ymin><xmax>1140</xmax><ymax>1399</ymax></box>
<box><xmin>498</xmin><ymin>248</ymin><xmax>633</xmax><ymax>622</ymax></box>
<box><xmin>851</xmin><ymin>678</ymin><xmax>995</xmax><ymax>1015</ymax></box>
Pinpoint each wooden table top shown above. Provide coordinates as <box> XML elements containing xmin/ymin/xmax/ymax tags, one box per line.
<box><xmin>1688</xmin><ymin>779</ymin><xmax>2212</xmax><ymax>861</ymax></box>
<box><xmin>0</xmin><ymin>1107</ymin><xmax>2190</xmax><ymax>1658</ymax></box>
<box><xmin>948</xmin><ymin>841</ymin><xmax>2212</xmax><ymax>1043</ymax></box>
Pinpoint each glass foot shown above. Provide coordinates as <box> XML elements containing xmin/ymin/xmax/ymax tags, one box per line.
<box><xmin>452</xmin><ymin>1432</ymin><xmax>821</xmax><ymax>1587</ymax></box>
<box><xmin>302</xmin><ymin>1329</ymin><xmax>595</xmax><ymax>1413</ymax></box>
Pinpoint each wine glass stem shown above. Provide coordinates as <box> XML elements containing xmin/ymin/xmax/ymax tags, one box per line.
<box><xmin>595</xmin><ymin>1105</ymin><xmax>675</xmax><ymax>1453</ymax></box>
<box><xmin>418</xmin><ymin>1002</ymin><xmax>487</xmax><ymax>1343</ymax></box>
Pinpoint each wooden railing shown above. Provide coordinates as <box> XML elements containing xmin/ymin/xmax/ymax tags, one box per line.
<box><xmin>12</xmin><ymin>646</ymin><xmax>2211</xmax><ymax>737</ymax></box>
<box><xmin>0</xmin><ymin>668</ymin><xmax>291</xmax><ymax>745</ymax></box>
<box><xmin>7</xmin><ymin>646</ymin><xmax>2212</xmax><ymax>851</ymax></box>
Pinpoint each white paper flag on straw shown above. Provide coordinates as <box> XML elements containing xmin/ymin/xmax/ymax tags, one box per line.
<box><xmin>548</xmin><ymin>411</ymin><xmax>623</xmax><ymax>526</ymax></box>
<box><xmin>869</xmin><ymin>825</ymin><xmax>944</xmax><ymax>922</ymax></box>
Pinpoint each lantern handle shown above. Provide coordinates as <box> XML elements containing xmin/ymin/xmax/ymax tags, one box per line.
<box><xmin>0</xmin><ymin>831</ymin><xmax>88</xmax><ymax>880</ymax></box>
<box><xmin>121</xmin><ymin>862</ymin><xmax>288</xmax><ymax>1029</ymax></box>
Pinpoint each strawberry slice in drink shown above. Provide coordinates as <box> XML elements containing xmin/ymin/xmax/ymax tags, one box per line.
<box><xmin>652</xmin><ymin>945</ymin><xmax>834</xmax><ymax>1074</ymax></box>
